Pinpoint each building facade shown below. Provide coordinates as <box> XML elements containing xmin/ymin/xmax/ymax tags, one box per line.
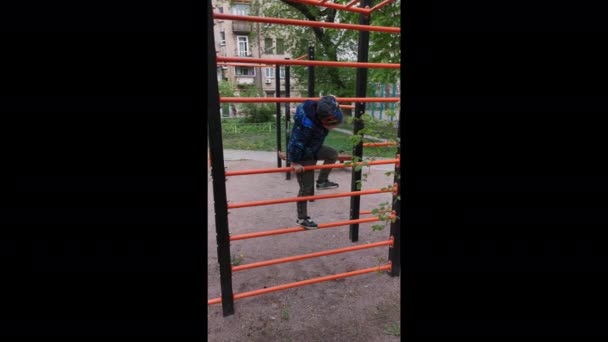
<box><xmin>212</xmin><ymin>0</ymin><xmax>300</xmax><ymax>117</ymax></box>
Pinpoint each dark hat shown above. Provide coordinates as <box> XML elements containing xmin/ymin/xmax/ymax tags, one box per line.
<box><xmin>316</xmin><ymin>96</ymin><xmax>343</xmax><ymax>126</ymax></box>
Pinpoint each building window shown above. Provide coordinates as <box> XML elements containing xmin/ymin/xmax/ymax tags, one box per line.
<box><xmin>235</xmin><ymin>66</ymin><xmax>255</xmax><ymax>76</ymax></box>
<box><xmin>232</xmin><ymin>4</ymin><xmax>250</xmax><ymax>16</ymax></box>
<box><xmin>237</xmin><ymin>36</ymin><xmax>250</xmax><ymax>57</ymax></box>
<box><xmin>266</xmin><ymin>91</ymin><xmax>288</xmax><ymax>97</ymax></box>
<box><xmin>265</xmin><ymin>67</ymin><xmax>285</xmax><ymax>79</ymax></box>
<box><xmin>219</xmin><ymin>32</ymin><xmax>226</xmax><ymax>46</ymax></box>
<box><xmin>276</xmin><ymin>39</ymin><xmax>285</xmax><ymax>54</ymax></box>
<box><xmin>264</xmin><ymin>38</ymin><xmax>273</xmax><ymax>54</ymax></box>
<box><xmin>265</xmin><ymin>67</ymin><xmax>274</xmax><ymax>78</ymax></box>
<box><xmin>218</xmin><ymin>6</ymin><xmax>223</xmax><ymax>13</ymax></box>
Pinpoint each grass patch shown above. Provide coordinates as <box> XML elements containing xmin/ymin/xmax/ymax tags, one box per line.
<box><xmin>339</xmin><ymin>114</ymin><xmax>399</xmax><ymax>138</ymax></box>
<box><xmin>384</xmin><ymin>322</ymin><xmax>400</xmax><ymax>336</ymax></box>
<box><xmin>280</xmin><ymin>305</ymin><xmax>290</xmax><ymax>321</ymax></box>
<box><xmin>221</xmin><ymin>126</ymin><xmax>398</xmax><ymax>159</ymax></box>
<box><xmin>231</xmin><ymin>254</ymin><xmax>244</xmax><ymax>266</ymax></box>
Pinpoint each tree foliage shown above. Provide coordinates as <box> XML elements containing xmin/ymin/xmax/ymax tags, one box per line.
<box><xmin>252</xmin><ymin>0</ymin><xmax>401</xmax><ymax>97</ymax></box>
<box><xmin>237</xmin><ymin>84</ymin><xmax>274</xmax><ymax>123</ymax></box>
<box><xmin>218</xmin><ymin>80</ymin><xmax>236</xmax><ymax>97</ymax></box>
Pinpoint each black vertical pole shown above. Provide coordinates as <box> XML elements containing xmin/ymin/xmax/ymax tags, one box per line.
<box><xmin>388</xmin><ymin>115</ymin><xmax>401</xmax><ymax>276</ymax></box>
<box><xmin>308</xmin><ymin>46</ymin><xmax>315</xmax><ymax>97</ymax></box>
<box><xmin>276</xmin><ymin>65</ymin><xmax>282</xmax><ymax>168</ymax></box>
<box><xmin>349</xmin><ymin>0</ymin><xmax>372</xmax><ymax>242</ymax></box>
<box><xmin>285</xmin><ymin>60</ymin><xmax>292</xmax><ymax>180</ymax></box>
<box><xmin>308</xmin><ymin>46</ymin><xmax>315</xmax><ymax>197</ymax></box>
<box><xmin>207</xmin><ymin>2</ymin><xmax>234</xmax><ymax>316</ymax></box>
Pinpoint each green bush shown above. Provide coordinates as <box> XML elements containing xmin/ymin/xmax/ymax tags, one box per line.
<box><xmin>235</xmin><ymin>84</ymin><xmax>275</xmax><ymax>123</ymax></box>
<box><xmin>242</xmin><ymin>103</ymin><xmax>275</xmax><ymax>123</ymax></box>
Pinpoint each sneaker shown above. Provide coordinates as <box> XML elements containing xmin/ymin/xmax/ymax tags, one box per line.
<box><xmin>316</xmin><ymin>180</ymin><xmax>339</xmax><ymax>190</ymax></box>
<box><xmin>296</xmin><ymin>217</ymin><xmax>318</xmax><ymax>230</ymax></box>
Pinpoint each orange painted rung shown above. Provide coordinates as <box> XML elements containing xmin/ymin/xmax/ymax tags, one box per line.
<box><xmin>230</xmin><ymin>215</ymin><xmax>394</xmax><ymax>241</ymax></box>
<box><xmin>232</xmin><ymin>239</ymin><xmax>393</xmax><ymax>272</ymax></box>
<box><xmin>360</xmin><ymin>209</ymin><xmax>392</xmax><ymax>215</ymax></box>
<box><xmin>288</xmin><ymin>0</ymin><xmax>370</xmax><ymax>14</ymax></box>
<box><xmin>339</xmin><ymin>105</ymin><xmax>355</xmax><ymax>109</ymax></box>
<box><xmin>344</xmin><ymin>0</ymin><xmax>358</xmax><ymax>9</ymax></box>
<box><xmin>213</xmin><ymin>13</ymin><xmax>400</xmax><ymax>34</ymax></box>
<box><xmin>295</xmin><ymin>54</ymin><xmax>308</xmax><ymax>60</ymax></box>
<box><xmin>369</xmin><ymin>0</ymin><xmax>397</xmax><ymax>13</ymax></box>
<box><xmin>217</xmin><ymin>57</ymin><xmax>400</xmax><ymax>69</ymax></box>
<box><xmin>225</xmin><ymin>158</ymin><xmax>399</xmax><ymax>176</ymax></box>
<box><xmin>208</xmin><ymin>263</ymin><xmax>392</xmax><ymax>305</ymax></box>
<box><xmin>227</xmin><ymin>188</ymin><xmax>393</xmax><ymax>209</ymax></box>
<box><xmin>220</xmin><ymin>97</ymin><xmax>399</xmax><ymax>103</ymax></box>
<box><xmin>362</xmin><ymin>142</ymin><xmax>398</xmax><ymax>147</ymax></box>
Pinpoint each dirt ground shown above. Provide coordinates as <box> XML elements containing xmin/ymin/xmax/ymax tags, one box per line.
<box><xmin>207</xmin><ymin>156</ymin><xmax>401</xmax><ymax>341</ymax></box>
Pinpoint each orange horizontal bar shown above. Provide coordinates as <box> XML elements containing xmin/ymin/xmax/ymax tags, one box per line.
<box><xmin>225</xmin><ymin>158</ymin><xmax>399</xmax><ymax>176</ymax></box>
<box><xmin>220</xmin><ymin>97</ymin><xmax>399</xmax><ymax>103</ymax></box>
<box><xmin>208</xmin><ymin>263</ymin><xmax>392</xmax><ymax>305</ymax></box>
<box><xmin>369</xmin><ymin>0</ymin><xmax>396</xmax><ymax>13</ymax></box>
<box><xmin>360</xmin><ymin>208</ymin><xmax>392</xmax><ymax>215</ymax></box>
<box><xmin>213</xmin><ymin>13</ymin><xmax>400</xmax><ymax>34</ymax></box>
<box><xmin>287</xmin><ymin>0</ymin><xmax>370</xmax><ymax>14</ymax></box>
<box><xmin>339</xmin><ymin>104</ymin><xmax>355</xmax><ymax>109</ymax></box>
<box><xmin>295</xmin><ymin>53</ymin><xmax>308</xmax><ymax>60</ymax></box>
<box><xmin>344</xmin><ymin>0</ymin><xmax>358</xmax><ymax>9</ymax></box>
<box><xmin>227</xmin><ymin>188</ymin><xmax>393</xmax><ymax>209</ymax></box>
<box><xmin>362</xmin><ymin>142</ymin><xmax>398</xmax><ymax>147</ymax></box>
<box><xmin>232</xmin><ymin>239</ymin><xmax>393</xmax><ymax>271</ymax></box>
<box><xmin>217</xmin><ymin>57</ymin><xmax>400</xmax><ymax>69</ymax></box>
<box><xmin>230</xmin><ymin>215</ymin><xmax>393</xmax><ymax>241</ymax></box>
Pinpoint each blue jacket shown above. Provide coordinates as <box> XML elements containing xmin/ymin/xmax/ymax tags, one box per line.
<box><xmin>287</xmin><ymin>100</ymin><xmax>329</xmax><ymax>162</ymax></box>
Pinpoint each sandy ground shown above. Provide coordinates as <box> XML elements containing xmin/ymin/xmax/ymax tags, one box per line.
<box><xmin>207</xmin><ymin>151</ymin><xmax>401</xmax><ymax>341</ymax></box>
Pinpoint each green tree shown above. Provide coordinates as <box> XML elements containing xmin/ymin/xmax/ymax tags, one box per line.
<box><xmin>218</xmin><ymin>80</ymin><xmax>235</xmax><ymax>97</ymax></box>
<box><xmin>218</xmin><ymin>80</ymin><xmax>236</xmax><ymax>117</ymax></box>
<box><xmin>237</xmin><ymin>84</ymin><xmax>274</xmax><ymax>123</ymax></box>
<box><xmin>252</xmin><ymin>0</ymin><xmax>401</xmax><ymax>96</ymax></box>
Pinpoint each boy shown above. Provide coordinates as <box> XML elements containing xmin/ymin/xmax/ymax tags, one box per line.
<box><xmin>286</xmin><ymin>95</ymin><xmax>343</xmax><ymax>229</ymax></box>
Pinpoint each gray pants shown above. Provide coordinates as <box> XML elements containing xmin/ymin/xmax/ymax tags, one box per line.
<box><xmin>296</xmin><ymin>145</ymin><xmax>337</xmax><ymax>219</ymax></box>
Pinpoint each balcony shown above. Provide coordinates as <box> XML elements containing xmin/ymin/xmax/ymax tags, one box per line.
<box><xmin>232</xmin><ymin>21</ymin><xmax>252</xmax><ymax>33</ymax></box>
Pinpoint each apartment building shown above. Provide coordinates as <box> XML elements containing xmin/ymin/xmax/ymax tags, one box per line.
<box><xmin>212</xmin><ymin>0</ymin><xmax>300</xmax><ymax>117</ymax></box>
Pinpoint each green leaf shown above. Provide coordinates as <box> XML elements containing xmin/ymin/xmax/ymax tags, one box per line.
<box><xmin>372</xmin><ymin>225</ymin><xmax>384</xmax><ymax>231</ymax></box>
<box><xmin>371</xmin><ymin>208</ymin><xmax>379</xmax><ymax>214</ymax></box>
<box><xmin>354</xmin><ymin>165</ymin><xmax>363</xmax><ymax>172</ymax></box>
